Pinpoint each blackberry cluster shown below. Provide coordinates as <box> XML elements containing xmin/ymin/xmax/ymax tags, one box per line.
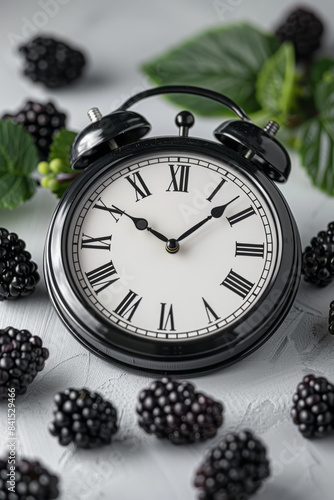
<box><xmin>0</xmin><ymin>456</ymin><xmax>59</xmax><ymax>499</ymax></box>
<box><xmin>291</xmin><ymin>374</ymin><xmax>334</xmax><ymax>438</ymax></box>
<box><xmin>0</xmin><ymin>228</ymin><xmax>40</xmax><ymax>301</ymax></box>
<box><xmin>2</xmin><ymin>101</ymin><xmax>66</xmax><ymax>160</ymax></box>
<box><xmin>136</xmin><ymin>377</ymin><xmax>223</xmax><ymax>445</ymax></box>
<box><xmin>275</xmin><ymin>7</ymin><xmax>324</xmax><ymax>61</ymax></box>
<box><xmin>302</xmin><ymin>222</ymin><xmax>334</xmax><ymax>287</ymax></box>
<box><xmin>49</xmin><ymin>388</ymin><xmax>118</xmax><ymax>448</ymax></box>
<box><xmin>194</xmin><ymin>430</ymin><xmax>270</xmax><ymax>500</ymax></box>
<box><xmin>19</xmin><ymin>36</ymin><xmax>86</xmax><ymax>88</ymax></box>
<box><xmin>0</xmin><ymin>327</ymin><xmax>49</xmax><ymax>400</ymax></box>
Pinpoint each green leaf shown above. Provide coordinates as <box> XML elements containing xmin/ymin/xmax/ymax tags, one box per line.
<box><xmin>255</xmin><ymin>43</ymin><xmax>296</xmax><ymax>126</ymax></box>
<box><xmin>310</xmin><ymin>57</ymin><xmax>334</xmax><ymax>87</ymax></box>
<box><xmin>49</xmin><ymin>128</ymin><xmax>77</xmax><ymax>171</ymax></box>
<box><xmin>142</xmin><ymin>23</ymin><xmax>280</xmax><ymax>116</ymax></box>
<box><xmin>0</xmin><ymin>121</ymin><xmax>38</xmax><ymax>209</ymax></box>
<box><xmin>299</xmin><ymin>78</ymin><xmax>334</xmax><ymax>195</ymax></box>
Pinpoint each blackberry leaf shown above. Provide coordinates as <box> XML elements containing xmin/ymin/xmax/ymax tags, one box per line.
<box><xmin>299</xmin><ymin>78</ymin><xmax>334</xmax><ymax>195</ymax></box>
<box><xmin>142</xmin><ymin>23</ymin><xmax>279</xmax><ymax>116</ymax></box>
<box><xmin>0</xmin><ymin>121</ymin><xmax>38</xmax><ymax>209</ymax></box>
<box><xmin>256</xmin><ymin>42</ymin><xmax>296</xmax><ymax>126</ymax></box>
<box><xmin>49</xmin><ymin>128</ymin><xmax>77</xmax><ymax>168</ymax></box>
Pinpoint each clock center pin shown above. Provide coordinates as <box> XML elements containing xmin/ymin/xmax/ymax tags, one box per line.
<box><xmin>166</xmin><ymin>238</ymin><xmax>180</xmax><ymax>253</ymax></box>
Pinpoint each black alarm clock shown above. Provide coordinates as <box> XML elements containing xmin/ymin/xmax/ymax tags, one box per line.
<box><xmin>44</xmin><ymin>85</ymin><xmax>301</xmax><ymax>374</ymax></box>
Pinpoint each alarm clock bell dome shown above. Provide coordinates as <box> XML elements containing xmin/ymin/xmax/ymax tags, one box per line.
<box><xmin>70</xmin><ymin>110</ymin><xmax>151</xmax><ymax>170</ymax></box>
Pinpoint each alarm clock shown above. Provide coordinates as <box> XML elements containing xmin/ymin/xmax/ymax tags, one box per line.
<box><xmin>44</xmin><ymin>85</ymin><xmax>301</xmax><ymax>374</ymax></box>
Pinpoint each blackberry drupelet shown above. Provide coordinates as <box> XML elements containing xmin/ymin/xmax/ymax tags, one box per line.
<box><xmin>136</xmin><ymin>377</ymin><xmax>223</xmax><ymax>445</ymax></box>
<box><xmin>0</xmin><ymin>327</ymin><xmax>49</xmax><ymax>400</ymax></box>
<box><xmin>302</xmin><ymin>222</ymin><xmax>334</xmax><ymax>287</ymax></box>
<box><xmin>291</xmin><ymin>374</ymin><xmax>334</xmax><ymax>438</ymax></box>
<box><xmin>275</xmin><ymin>7</ymin><xmax>324</xmax><ymax>61</ymax></box>
<box><xmin>194</xmin><ymin>430</ymin><xmax>270</xmax><ymax>500</ymax></box>
<box><xmin>19</xmin><ymin>36</ymin><xmax>86</xmax><ymax>88</ymax></box>
<box><xmin>49</xmin><ymin>388</ymin><xmax>118</xmax><ymax>448</ymax></box>
<box><xmin>0</xmin><ymin>456</ymin><xmax>59</xmax><ymax>499</ymax></box>
<box><xmin>0</xmin><ymin>228</ymin><xmax>40</xmax><ymax>301</ymax></box>
<box><xmin>2</xmin><ymin>101</ymin><xmax>66</xmax><ymax>160</ymax></box>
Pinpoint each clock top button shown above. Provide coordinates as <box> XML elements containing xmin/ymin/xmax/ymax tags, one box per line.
<box><xmin>175</xmin><ymin>111</ymin><xmax>195</xmax><ymax>137</ymax></box>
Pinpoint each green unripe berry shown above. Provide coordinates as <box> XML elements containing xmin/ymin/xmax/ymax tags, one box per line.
<box><xmin>49</xmin><ymin>158</ymin><xmax>65</xmax><ymax>174</ymax></box>
<box><xmin>41</xmin><ymin>175</ymin><xmax>52</xmax><ymax>188</ymax></box>
<box><xmin>48</xmin><ymin>178</ymin><xmax>60</xmax><ymax>192</ymax></box>
<box><xmin>38</xmin><ymin>161</ymin><xmax>50</xmax><ymax>175</ymax></box>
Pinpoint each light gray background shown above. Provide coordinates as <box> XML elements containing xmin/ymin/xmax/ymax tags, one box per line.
<box><xmin>1</xmin><ymin>1</ymin><xmax>334</xmax><ymax>498</ymax></box>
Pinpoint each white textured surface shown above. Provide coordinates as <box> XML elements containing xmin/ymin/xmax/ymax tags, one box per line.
<box><xmin>1</xmin><ymin>1</ymin><xmax>334</xmax><ymax>498</ymax></box>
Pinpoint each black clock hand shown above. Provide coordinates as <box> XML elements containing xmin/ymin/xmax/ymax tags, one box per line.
<box><xmin>176</xmin><ymin>196</ymin><xmax>239</xmax><ymax>242</ymax></box>
<box><xmin>111</xmin><ymin>205</ymin><xmax>168</xmax><ymax>242</ymax></box>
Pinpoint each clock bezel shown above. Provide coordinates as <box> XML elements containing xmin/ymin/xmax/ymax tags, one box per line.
<box><xmin>44</xmin><ymin>136</ymin><xmax>301</xmax><ymax>375</ymax></box>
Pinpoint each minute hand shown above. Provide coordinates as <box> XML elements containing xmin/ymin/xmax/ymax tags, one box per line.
<box><xmin>176</xmin><ymin>196</ymin><xmax>239</xmax><ymax>242</ymax></box>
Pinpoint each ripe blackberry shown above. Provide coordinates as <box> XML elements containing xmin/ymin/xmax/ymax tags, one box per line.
<box><xmin>0</xmin><ymin>455</ymin><xmax>59</xmax><ymax>499</ymax></box>
<box><xmin>0</xmin><ymin>327</ymin><xmax>49</xmax><ymax>400</ymax></box>
<box><xmin>2</xmin><ymin>101</ymin><xmax>66</xmax><ymax>160</ymax></box>
<box><xmin>301</xmin><ymin>222</ymin><xmax>334</xmax><ymax>287</ymax></box>
<box><xmin>136</xmin><ymin>377</ymin><xmax>223</xmax><ymax>445</ymax></box>
<box><xmin>0</xmin><ymin>228</ymin><xmax>40</xmax><ymax>301</ymax></box>
<box><xmin>49</xmin><ymin>388</ymin><xmax>118</xmax><ymax>448</ymax></box>
<box><xmin>329</xmin><ymin>301</ymin><xmax>334</xmax><ymax>334</ymax></box>
<box><xmin>194</xmin><ymin>430</ymin><xmax>270</xmax><ymax>500</ymax></box>
<box><xmin>291</xmin><ymin>374</ymin><xmax>334</xmax><ymax>438</ymax></box>
<box><xmin>19</xmin><ymin>35</ymin><xmax>86</xmax><ymax>88</ymax></box>
<box><xmin>275</xmin><ymin>7</ymin><xmax>324</xmax><ymax>61</ymax></box>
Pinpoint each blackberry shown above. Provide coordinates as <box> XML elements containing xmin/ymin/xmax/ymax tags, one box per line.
<box><xmin>291</xmin><ymin>374</ymin><xmax>334</xmax><ymax>438</ymax></box>
<box><xmin>0</xmin><ymin>455</ymin><xmax>59</xmax><ymax>499</ymax></box>
<box><xmin>136</xmin><ymin>377</ymin><xmax>223</xmax><ymax>445</ymax></box>
<box><xmin>329</xmin><ymin>301</ymin><xmax>334</xmax><ymax>335</ymax></box>
<box><xmin>301</xmin><ymin>222</ymin><xmax>334</xmax><ymax>287</ymax></box>
<box><xmin>275</xmin><ymin>7</ymin><xmax>324</xmax><ymax>61</ymax></box>
<box><xmin>49</xmin><ymin>388</ymin><xmax>118</xmax><ymax>448</ymax></box>
<box><xmin>0</xmin><ymin>327</ymin><xmax>49</xmax><ymax>400</ymax></box>
<box><xmin>0</xmin><ymin>228</ymin><xmax>40</xmax><ymax>301</ymax></box>
<box><xmin>194</xmin><ymin>430</ymin><xmax>270</xmax><ymax>500</ymax></box>
<box><xmin>18</xmin><ymin>35</ymin><xmax>86</xmax><ymax>88</ymax></box>
<box><xmin>2</xmin><ymin>101</ymin><xmax>66</xmax><ymax>160</ymax></box>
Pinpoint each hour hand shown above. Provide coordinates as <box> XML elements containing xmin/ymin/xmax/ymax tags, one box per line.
<box><xmin>111</xmin><ymin>205</ymin><xmax>168</xmax><ymax>242</ymax></box>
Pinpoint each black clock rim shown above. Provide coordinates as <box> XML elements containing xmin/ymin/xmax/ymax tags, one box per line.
<box><xmin>44</xmin><ymin>136</ymin><xmax>301</xmax><ymax>375</ymax></box>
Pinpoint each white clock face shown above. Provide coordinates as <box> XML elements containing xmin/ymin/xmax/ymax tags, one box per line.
<box><xmin>67</xmin><ymin>151</ymin><xmax>282</xmax><ymax>340</ymax></box>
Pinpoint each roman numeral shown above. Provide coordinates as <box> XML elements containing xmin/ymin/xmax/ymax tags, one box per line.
<box><xmin>202</xmin><ymin>298</ymin><xmax>220</xmax><ymax>323</ymax></box>
<box><xmin>125</xmin><ymin>172</ymin><xmax>152</xmax><ymax>201</ymax></box>
<box><xmin>114</xmin><ymin>290</ymin><xmax>142</xmax><ymax>321</ymax></box>
<box><xmin>206</xmin><ymin>178</ymin><xmax>226</xmax><ymax>202</ymax></box>
<box><xmin>158</xmin><ymin>303</ymin><xmax>175</xmax><ymax>331</ymax></box>
<box><xmin>81</xmin><ymin>234</ymin><xmax>112</xmax><ymax>251</ymax></box>
<box><xmin>86</xmin><ymin>260</ymin><xmax>119</xmax><ymax>294</ymax></box>
<box><xmin>235</xmin><ymin>242</ymin><xmax>264</xmax><ymax>258</ymax></box>
<box><xmin>221</xmin><ymin>269</ymin><xmax>254</xmax><ymax>299</ymax></box>
<box><xmin>227</xmin><ymin>206</ymin><xmax>256</xmax><ymax>226</ymax></box>
<box><xmin>167</xmin><ymin>164</ymin><xmax>190</xmax><ymax>192</ymax></box>
<box><xmin>94</xmin><ymin>198</ymin><xmax>123</xmax><ymax>222</ymax></box>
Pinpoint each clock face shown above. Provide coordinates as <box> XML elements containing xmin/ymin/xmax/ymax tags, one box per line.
<box><xmin>66</xmin><ymin>149</ymin><xmax>282</xmax><ymax>341</ymax></box>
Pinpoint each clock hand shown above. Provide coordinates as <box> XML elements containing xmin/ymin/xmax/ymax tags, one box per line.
<box><xmin>176</xmin><ymin>196</ymin><xmax>239</xmax><ymax>242</ymax></box>
<box><xmin>111</xmin><ymin>205</ymin><xmax>168</xmax><ymax>243</ymax></box>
